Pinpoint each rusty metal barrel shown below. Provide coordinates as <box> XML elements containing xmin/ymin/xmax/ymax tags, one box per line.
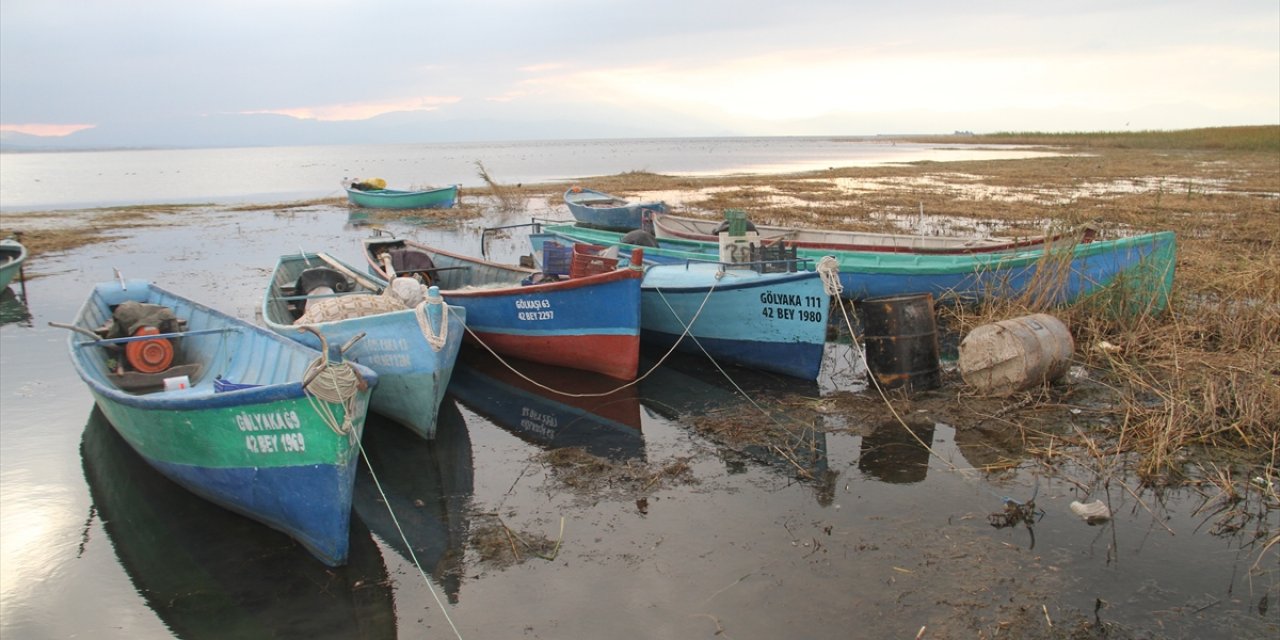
<box><xmin>858</xmin><ymin>293</ymin><xmax>941</xmax><ymax>393</ymax></box>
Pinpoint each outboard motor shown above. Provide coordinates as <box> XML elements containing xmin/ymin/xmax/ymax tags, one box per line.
<box><xmin>106</xmin><ymin>301</ymin><xmax>183</xmax><ymax>373</ymax></box>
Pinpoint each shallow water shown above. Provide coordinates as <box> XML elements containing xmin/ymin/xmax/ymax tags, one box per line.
<box><xmin>0</xmin><ymin>204</ymin><xmax>1275</xmax><ymax>639</ymax></box>
<box><xmin>0</xmin><ymin>137</ymin><xmax>1059</xmax><ymax>212</ymax></box>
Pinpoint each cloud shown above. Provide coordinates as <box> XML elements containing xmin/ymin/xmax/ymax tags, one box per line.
<box><xmin>240</xmin><ymin>96</ymin><xmax>462</xmax><ymax>121</ymax></box>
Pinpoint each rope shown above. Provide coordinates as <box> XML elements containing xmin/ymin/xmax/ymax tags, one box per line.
<box><xmin>415</xmin><ymin>291</ymin><xmax>450</xmax><ymax>352</ymax></box>
<box><xmin>302</xmin><ymin>356</ymin><xmax>363</xmax><ymax>439</ymax></box>
<box><xmin>357</xmin><ymin>440</ymin><xmax>464</xmax><ymax>640</ymax></box>
<box><xmin>816</xmin><ymin>255</ymin><xmax>843</xmax><ymax>297</ymax></box>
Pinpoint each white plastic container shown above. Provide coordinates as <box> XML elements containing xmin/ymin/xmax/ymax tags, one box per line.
<box><xmin>958</xmin><ymin>313</ymin><xmax>1073</xmax><ymax>396</ymax></box>
<box><xmin>163</xmin><ymin>375</ymin><xmax>191</xmax><ymax>391</ymax></box>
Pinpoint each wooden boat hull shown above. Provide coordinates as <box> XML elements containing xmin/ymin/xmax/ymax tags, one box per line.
<box><xmin>639</xmin><ymin>263</ymin><xmax>829</xmax><ymax>380</ymax></box>
<box><xmin>649</xmin><ymin>211</ymin><xmax>1076</xmax><ymax>254</ymax></box>
<box><xmin>345</xmin><ymin>185</ymin><xmax>458</xmax><ymax>210</ymax></box>
<box><xmin>67</xmin><ymin>279</ymin><xmax>379</xmax><ymax>566</ymax></box>
<box><xmin>0</xmin><ymin>238</ymin><xmax>27</xmax><ymax>290</ymax></box>
<box><xmin>263</xmin><ymin>252</ymin><xmax>466</xmax><ymax>440</ymax></box>
<box><xmin>564</xmin><ymin>187</ymin><xmax>667</xmax><ymax>231</ymax></box>
<box><xmin>364</xmin><ymin>237</ymin><xmax>644</xmax><ymax>380</ymax></box>
<box><xmin>81</xmin><ymin>408</ymin><xmax>397</xmax><ymax>637</ymax></box>
<box><xmin>541</xmin><ymin>223</ymin><xmax>1178</xmax><ymax>313</ymax></box>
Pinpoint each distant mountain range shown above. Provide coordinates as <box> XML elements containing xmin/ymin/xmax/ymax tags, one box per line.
<box><xmin>0</xmin><ymin>109</ymin><xmax>735</xmax><ymax>151</ymax></box>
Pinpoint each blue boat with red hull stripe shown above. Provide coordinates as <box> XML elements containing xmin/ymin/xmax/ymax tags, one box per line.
<box><xmin>363</xmin><ymin>235</ymin><xmax>645</xmax><ymax>380</ymax></box>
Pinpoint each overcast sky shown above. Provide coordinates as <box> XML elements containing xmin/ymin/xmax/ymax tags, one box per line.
<box><xmin>1</xmin><ymin>0</ymin><xmax>1277</xmax><ymax>141</ymax></box>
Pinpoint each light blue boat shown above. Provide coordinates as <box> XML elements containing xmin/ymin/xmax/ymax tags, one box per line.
<box><xmin>531</xmin><ymin>233</ymin><xmax>829</xmax><ymax>380</ymax></box>
<box><xmin>262</xmin><ymin>251</ymin><xmax>466</xmax><ymax>440</ymax></box>
<box><xmin>564</xmin><ymin>187</ymin><xmax>667</xmax><ymax>231</ymax></box>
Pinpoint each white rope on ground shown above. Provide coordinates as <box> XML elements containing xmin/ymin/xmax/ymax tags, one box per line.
<box><xmin>459</xmin><ymin>268</ymin><xmax>724</xmax><ymax>399</ymax></box>
<box><xmin>415</xmin><ymin>292</ymin><xmax>450</xmax><ymax>352</ymax></box>
<box><xmin>357</xmin><ymin>441</ymin><xmax>465</xmax><ymax>640</ymax></box>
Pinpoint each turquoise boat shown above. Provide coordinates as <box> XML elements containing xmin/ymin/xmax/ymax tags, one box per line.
<box><xmin>262</xmin><ymin>251</ymin><xmax>466</xmax><ymax>440</ymax></box>
<box><xmin>63</xmin><ymin>278</ymin><xmax>379</xmax><ymax>567</ymax></box>
<box><xmin>530</xmin><ymin>234</ymin><xmax>830</xmax><ymax>380</ymax></box>
<box><xmin>344</xmin><ymin>182</ymin><xmax>458</xmax><ymax>210</ymax></box>
<box><xmin>541</xmin><ymin>222</ymin><xmax>1177</xmax><ymax>314</ymax></box>
<box><xmin>564</xmin><ymin>186</ymin><xmax>667</xmax><ymax>231</ymax></box>
<box><xmin>0</xmin><ymin>237</ymin><xmax>27</xmax><ymax>290</ymax></box>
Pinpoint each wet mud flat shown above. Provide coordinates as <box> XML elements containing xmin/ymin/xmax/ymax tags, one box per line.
<box><xmin>3</xmin><ymin>142</ymin><xmax>1278</xmax><ymax>639</ymax></box>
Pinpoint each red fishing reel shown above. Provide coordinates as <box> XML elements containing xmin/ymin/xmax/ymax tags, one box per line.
<box><xmin>124</xmin><ymin>326</ymin><xmax>174</xmax><ymax>373</ymax></box>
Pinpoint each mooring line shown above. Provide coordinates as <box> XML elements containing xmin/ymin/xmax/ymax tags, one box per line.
<box><xmin>357</xmin><ymin>442</ymin><xmax>464</xmax><ymax>640</ymax></box>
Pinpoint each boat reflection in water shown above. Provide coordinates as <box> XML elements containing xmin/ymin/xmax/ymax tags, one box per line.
<box><xmin>448</xmin><ymin>346</ymin><xmax>645</xmax><ymax>463</ymax></box>
<box><xmin>638</xmin><ymin>352</ymin><xmax>831</xmax><ymax>494</ymax></box>
<box><xmin>857</xmin><ymin>418</ymin><xmax>937</xmax><ymax>485</ymax></box>
<box><xmin>353</xmin><ymin>399</ymin><xmax>474</xmax><ymax>604</ymax></box>
<box><xmin>0</xmin><ymin>287</ymin><xmax>31</xmax><ymax>327</ymax></box>
<box><xmin>80</xmin><ymin>408</ymin><xmax>396</xmax><ymax>640</ymax></box>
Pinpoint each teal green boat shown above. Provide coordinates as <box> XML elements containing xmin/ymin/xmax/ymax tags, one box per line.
<box><xmin>344</xmin><ymin>180</ymin><xmax>458</xmax><ymax>209</ymax></box>
<box><xmin>539</xmin><ymin>222</ymin><xmax>1177</xmax><ymax>314</ymax></box>
<box><xmin>0</xmin><ymin>237</ymin><xmax>27</xmax><ymax>290</ymax></box>
<box><xmin>62</xmin><ymin>278</ymin><xmax>380</xmax><ymax>566</ymax></box>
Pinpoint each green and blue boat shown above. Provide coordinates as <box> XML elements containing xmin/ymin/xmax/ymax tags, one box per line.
<box><xmin>0</xmin><ymin>237</ymin><xmax>27</xmax><ymax>290</ymax></box>
<box><xmin>344</xmin><ymin>181</ymin><xmax>459</xmax><ymax>210</ymax></box>
<box><xmin>540</xmin><ymin>222</ymin><xmax>1177</xmax><ymax>314</ymax></box>
<box><xmin>64</xmin><ymin>279</ymin><xmax>380</xmax><ymax>567</ymax></box>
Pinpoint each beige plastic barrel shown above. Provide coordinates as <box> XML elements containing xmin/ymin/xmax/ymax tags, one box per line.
<box><xmin>958</xmin><ymin>313</ymin><xmax>1074</xmax><ymax>396</ymax></box>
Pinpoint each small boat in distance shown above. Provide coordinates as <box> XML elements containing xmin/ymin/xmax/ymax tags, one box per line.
<box><xmin>262</xmin><ymin>250</ymin><xmax>466</xmax><ymax>441</ymax></box>
<box><xmin>648</xmin><ymin>211</ymin><xmax>1091</xmax><ymax>254</ymax></box>
<box><xmin>344</xmin><ymin>178</ymin><xmax>459</xmax><ymax>210</ymax></box>
<box><xmin>564</xmin><ymin>186</ymin><xmax>667</xmax><ymax>231</ymax></box>
<box><xmin>0</xmin><ymin>237</ymin><xmax>28</xmax><ymax>290</ymax></box>
<box><xmin>60</xmin><ymin>278</ymin><xmax>380</xmax><ymax>566</ymax></box>
<box><xmin>362</xmin><ymin>233</ymin><xmax>644</xmax><ymax>380</ymax></box>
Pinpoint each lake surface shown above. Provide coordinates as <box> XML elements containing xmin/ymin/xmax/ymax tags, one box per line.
<box><xmin>0</xmin><ymin>137</ymin><xmax>1059</xmax><ymax>212</ymax></box>
<box><xmin>0</xmin><ymin>139</ymin><xmax>1275</xmax><ymax>638</ymax></box>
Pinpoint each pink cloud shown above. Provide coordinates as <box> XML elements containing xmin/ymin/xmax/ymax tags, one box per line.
<box><xmin>0</xmin><ymin>123</ymin><xmax>96</xmax><ymax>137</ymax></box>
<box><xmin>242</xmin><ymin>96</ymin><xmax>462</xmax><ymax>121</ymax></box>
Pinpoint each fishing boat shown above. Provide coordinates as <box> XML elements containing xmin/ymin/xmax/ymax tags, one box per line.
<box><xmin>540</xmin><ymin>222</ymin><xmax>1178</xmax><ymax>313</ymax></box>
<box><xmin>530</xmin><ymin>232</ymin><xmax>831</xmax><ymax>380</ymax></box>
<box><xmin>0</xmin><ymin>237</ymin><xmax>27</xmax><ymax>290</ymax></box>
<box><xmin>449</xmin><ymin>345</ymin><xmax>646</xmax><ymax>462</ymax></box>
<box><xmin>344</xmin><ymin>178</ymin><xmax>459</xmax><ymax>210</ymax></box>
<box><xmin>262</xmin><ymin>250</ymin><xmax>466</xmax><ymax>440</ymax></box>
<box><xmin>61</xmin><ymin>278</ymin><xmax>380</xmax><ymax>567</ymax></box>
<box><xmin>81</xmin><ymin>409</ymin><xmax>397</xmax><ymax>637</ymax></box>
<box><xmin>362</xmin><ymin>234</ymin><xmax>644</xmax><ymax>380</ymax></box>
<box><xmin>563</xmin><ymin>186</ymin><xmax>667</xmax><ymax>231</ymax></box>
<box><xmin>648</xmin><ymin>210</ymin><xmax>1088</xmax><ymax>254</ymax></box>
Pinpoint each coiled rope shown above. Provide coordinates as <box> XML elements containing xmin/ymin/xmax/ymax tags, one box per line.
<box><xmin>298</xmin><ymin>327</ymin><xmax>365</xmax><ymax>439</ymax></box>
<box><xmin>415</xmin><ymin>290</ymin><xmax>450</xmax><ymax>352</ymax></box>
